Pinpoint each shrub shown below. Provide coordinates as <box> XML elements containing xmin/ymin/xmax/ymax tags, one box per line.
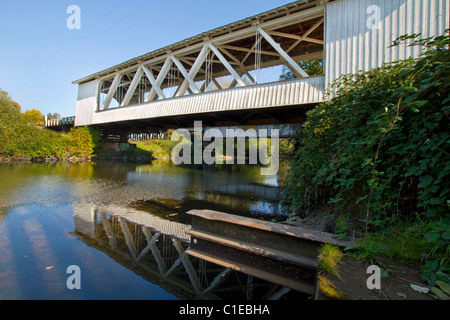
<box><xmin>283</xmin><ymin>32</ymin><xmax>449</xmax><ymax>226</ymax></box>
<box><xmin>282</xmin><ymin>32</ymin><xmax>449</xmax><ymax>284</ymax></box>
<box><xmin>66</xmin><ymin>126</ymin><xmax>101</xmax><ymax>157</ymax></box>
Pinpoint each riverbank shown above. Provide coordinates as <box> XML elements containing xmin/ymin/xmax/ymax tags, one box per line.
<box><xmin>317</xmin><ymin>253</ymin><xmax>434</xmax><ymax>300</ymax></box>
<box><xmin>0</xmin><ymin>154</ymin><xmax>94</xmax><ymax>164</ymax></box>
<box><xmin>283</xmin><ymin>216</ymin><xmax>440</xmax><ymax>300</ymax></box>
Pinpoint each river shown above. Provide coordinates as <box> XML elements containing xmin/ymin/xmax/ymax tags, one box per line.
<box><xmin>0</xmin><ymin>159</ymin><xmax>310</xmax><ymax>300</ymax></box>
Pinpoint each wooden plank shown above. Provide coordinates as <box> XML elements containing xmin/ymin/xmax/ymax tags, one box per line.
<box><xmin>188</xmin><ymin>229</ymin><xmax>318</xmax><ymax>269</ymax></box>
<box><xmin>186</xmin><ymin>209</ymin><xmax>327</xmax><ymax>296</ymax></box>
<box><xmin>186</xmin><ymin>209</ymin><xmax>354</xmax><ymax>248</ymax></box>
<box><xmin>186</xmin><ymin>248</ymin><xmax>317</xmax><ymax>296</ymax></box>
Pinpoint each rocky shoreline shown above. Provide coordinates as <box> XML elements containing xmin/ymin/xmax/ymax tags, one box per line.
<box><xmin>0</xmin><ymin>155</ymin><xmax>93</xmax><ymax>164</ymax></box>
<box><xmin>0</xmin><ymin>154</ymin><xmax>158</xmax><ymax>165</ymax></box>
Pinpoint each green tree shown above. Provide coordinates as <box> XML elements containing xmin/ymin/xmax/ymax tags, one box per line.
<box><xmin>0</xmin><ymin>89</ymin><xmax>22</xmax><ymax>126</ymax></box>
<box><xmin>1</xmin><ymin>88</ymin><xmax>100</xmax><ymax>159</ymax></box>
<box><xmin>66</xmin><ymin>126</ymin><xmax>101</xmax><ymax>157</ymax></box>
<box><xmin>46</xmin><ymin>112</ymin><xmax>61</xmax><ymax>120</ymax></box>
<box><xmin>280</xmin><ymin>58</ymin><xmax>324</xmax><ymax>80</ymax></box>
<box><xmin>23</xmin><ymin>108</ymin><xmax>44</xmax><ymax>126</ymax></box>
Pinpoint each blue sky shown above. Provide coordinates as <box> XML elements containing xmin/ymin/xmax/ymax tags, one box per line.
<box><xmin>0</xmin><ymin>0</ymin><xmax>291</xmax><ymax>117</ymax></box>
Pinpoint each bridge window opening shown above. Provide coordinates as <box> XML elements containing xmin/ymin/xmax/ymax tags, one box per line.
<box><xmin>136</xmin><ymin>75</ymin><xmax>148</xmax><ymax>105</ymax></box>
<box><xmin>163</xmin><ymin>62</ymin><xmax>181</xmax><ymax>98</ymax></box>
<box><xmin>108</xmin><ymin>77</ymin><xmax>127</xmax><ymax>109</ymax></box>
<box><xmin>98</xmin><ymin>80</ymin><xmax>110</xmax><ymax>110</ymax></box>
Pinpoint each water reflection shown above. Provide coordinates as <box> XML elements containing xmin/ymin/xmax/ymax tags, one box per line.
<box><xmin>0</xmin><ymin>160</ymin><xmax>297</xmax><ymax>300</ymax></box>
<box><xmin>0</xmin><ymin>160</ymin><xmax>288</xmax><ymax>218</ymax></box>
<box><xmin>72</xmin><ymin>203</ymin><xmax>302</xmax><ymax>300</ymax></box>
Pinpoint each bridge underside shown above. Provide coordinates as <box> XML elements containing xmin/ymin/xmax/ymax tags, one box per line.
<box><xmin>93</xmin><ymin>102</ymin><xmax>316</xmax><ymax>137</ymax></box>
<box><xmin>81</xmin><ymin>73</ymin><xmax>325</xmax><ymax>138</ymax></box>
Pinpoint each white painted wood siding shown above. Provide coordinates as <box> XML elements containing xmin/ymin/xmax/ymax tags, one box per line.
<box><xmin>325</xmin><ymin>0</ymin><xmax>449</xmax><ymax>86</ymax></box>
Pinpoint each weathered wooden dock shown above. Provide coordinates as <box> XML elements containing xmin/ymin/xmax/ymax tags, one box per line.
<box><xmin>186</xmin><ymin>209</ymin><xmax>354</xmax><ymax>297</ymax></box>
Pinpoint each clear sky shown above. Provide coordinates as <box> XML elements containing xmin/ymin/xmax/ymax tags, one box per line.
<box><xmin>0</xmin><ymin>0</ymin><xmax>292</xmax><ymax>117</ymax></box>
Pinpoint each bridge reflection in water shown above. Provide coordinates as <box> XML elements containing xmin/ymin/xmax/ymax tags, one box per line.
<box><xmin>72</xmin><ymin>204</ymin><xmax>307</xmax><ymax>300</ymax></box>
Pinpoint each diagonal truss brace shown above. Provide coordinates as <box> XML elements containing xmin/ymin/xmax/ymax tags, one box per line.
<box><xmin>101</xmin><ymin>73</ymin><xmax>122</xmax><ymax>110</ymax></box>
<box><xmin>208</xmin><ymin>43</ymin><xmax>246</xmax><ymax>87</ymax></box>
<box><xmin>257</xmin><ymin>27</ymin><xmax>309</xmax><ymax>78</ymax></box>
<box><xmin>170</xmin><ymin>55</ymin><xmax>201</xmax><ymax>94</ymax></box>
<box><xmin>141</xmin><ymin>65</ymin><xmax>167</xmax><ymax>100</ymax></box>
<box><xmin>144</xmin><ymin>59</ymin><xmax>172</xmax><ymax>102</ymax></box>
<box><xmin>120</xmin><ymin>66</ymin><xmax>143</xmax><ymax>107</ymax></box>
<box><xmin>175</xmin><ymin>45</ymin><xmax>209</xmax><ymax>97</ymax></box>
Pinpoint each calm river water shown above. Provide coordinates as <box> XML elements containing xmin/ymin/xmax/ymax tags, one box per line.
<box><xmin>0</xmin><ymin>160</ymin><xmax>308</xmax><ymax>300</ymax></box>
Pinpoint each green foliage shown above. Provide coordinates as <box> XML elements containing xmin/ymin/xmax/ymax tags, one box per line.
<box><xmin>280</xmin><ymin>58</ymin><xmax>324</xmax><ymax>80</ymax></box>
<box><xmin>22</xmin><ymin>109</ymin><xmax>44</xmax><ymax>126</ymax></box>
<box><xmin>136</xmin><ymin>139</ymin><xmax>178</xmax><ymax>159</ymax></box>
<box><xmin>282</xmin><ymin>32</ymin><xmax>450</xmax><ymax>284</ymax></box>
<box><xmin>0</xmin><ymin>88</ymin><xmax>99</xmax><ymax>160</ymax></box>
<box><xmin>66</xmin><ymin>126</ymin><xmax>101</xmax><ymax>158</ymax></box>
<box><xmin>46</xmin><ymin>112</ymin><xmax>61</xmax><ymax>120</ymax></box>
<box><xmin>318</xmin><ymin>243</ymin><xmax>344</xmax><ymax>277</ymax></box>
<box><xmin>119</xmin><ymin>145</ymin><xmax>154</xmax><ymax>160</ymax></box>
<box><xmin>14</xmin><ymin>126</ymin><xmax>67</xmax><ymax>158</ymax></box>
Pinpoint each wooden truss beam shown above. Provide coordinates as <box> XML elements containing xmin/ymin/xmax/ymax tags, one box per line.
<box><xmin>101</xmin><ymin>73</ymin><xmax>122</xmax><ymax>110</ymax></box>
<box><xmin>285</xmin><ymin>17</ymin><xmax>324</xmax><ymax>53</ymax></box>
<box><xmin>175</xmin><ymin>45</ymin><xmax>209</xmax><ymax>97</ymax></box>
<box><xmin>144</xmin><ymin>58</ymin><xmax>172</xmax><ymax>102</ymax></box>
<box><xmin>257</xmin><ymin>27</ymin><xmax>309</xmax><ymax>78</ymax></box>
<box><xmin>208</xmin><ymin>43</ymin><xmax>246</xmax><ymax>87</ymax></box>
<box><xmin>89</xmin><ymin>5</ymin><xmax>325</xmax><ymax>86</ymax></box>
<box><xmin>170</xmin><ymin>55</ymin><xmax>201</xmax><ymax>94</ymax></box>
<box><xmin>120</xmin><ymin>67</ymin><xmax>143</xmax><ymax>107</ymax></box>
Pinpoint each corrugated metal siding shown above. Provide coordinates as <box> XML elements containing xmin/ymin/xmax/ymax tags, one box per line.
<box><xmin>89</xmin><ymin>76</ymin><xmax>325</xmax><ymax>126</ymax></box>
<box><xmin>325</xmin><ymin>0</ymin><xmax>449</xmax><ymax>86</ymax></box>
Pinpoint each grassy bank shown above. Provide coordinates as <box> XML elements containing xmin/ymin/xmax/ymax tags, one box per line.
<box><xmin>133</xmin><ymin>138</ymin><xmax>178</xmax><ymax>160</ymax></box>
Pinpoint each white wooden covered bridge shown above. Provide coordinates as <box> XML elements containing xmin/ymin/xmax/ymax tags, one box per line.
<box><xmin>72</xmin><ymin>0</ymin><xmax>448</xmax><ymax>133</ymax></box>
